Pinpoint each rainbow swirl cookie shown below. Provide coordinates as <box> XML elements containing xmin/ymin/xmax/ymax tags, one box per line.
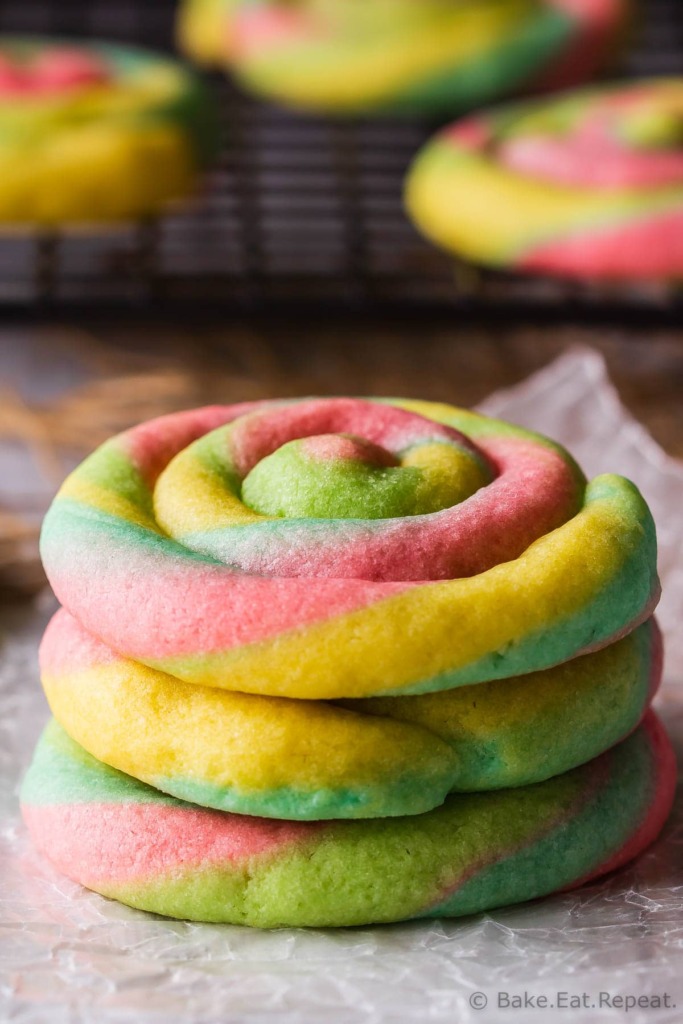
<box><xmin>0</xmin><ymin>38</ymin><xmax>216</xmax><ymax>226</ymax></box>
<box><xmin>26</xmin><ymin>396</ymin><xmax>673</xmax><ymax>925</ymax></box>
<box><xmin>41</xmin><ymin>607</ymin><xmax>662</xmax><ymax>820</ymax></box>
<box><xmin>21</xmin><ymin>714</ymin><xmax>675</xmax><ymax>927</ymax></box>
<box><xmin>207</xmin><ymin>0</ymin><xmax>630</xmax><ymax>116</ymax></box>
<box><xmin>406</xmin><ymin>78</ymin><xmax>683</xmax><ymax>280</ymax></box>
<box><xmin>40</xmin><ymin>399</ymin><xmax>660</xmax><ymax>700</ymax></box>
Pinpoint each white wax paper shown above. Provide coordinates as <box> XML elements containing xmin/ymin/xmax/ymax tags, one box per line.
<box><xmin>1</xmin><ymin>348</ymin><xmax>682</xmax><ymax>1024</ymax></box>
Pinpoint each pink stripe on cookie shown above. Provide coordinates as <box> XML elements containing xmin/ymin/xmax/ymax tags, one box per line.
<box><xmin>125</xmin><ymin>403</ymin><xmax>268</xmax><ymax>486</ymax></box>
<box><xmin>227</xmin><ymin>399</ymin><xmax>476</xmax><ymax>478</ymax></box>
<box><xmin>22</xmin><ymin>801</ymin><xmax>319</xmax><ymax>886</ymax></box>
<box><xmin>501</xmin><ymin>135</ymin><xmax>683</xmax><ymax>189</ymax></box>
<box><xmin>46</xmin><ymin>556</ymin><xmax>413</xmax><ymax>659</ymax></box>
<box><xmin>522</xmin><ymin>209</ymin><xmax>683</xmax><ymax>279</ymax></box>
<box><xmin>40</xmin><ymin>608</ymin><xmax>116</xmax><ymax>676</ymax></box>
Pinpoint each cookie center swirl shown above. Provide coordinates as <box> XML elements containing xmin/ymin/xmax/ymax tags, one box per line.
<box><xmin>241</xmin><ymin>432</ymin><xmax>489</xmax><ymax>520</ymax></box>
<box><xmin>153</xmin><ymin>398</ymin><xmax>495</xmax><ymax>579</ymax></box>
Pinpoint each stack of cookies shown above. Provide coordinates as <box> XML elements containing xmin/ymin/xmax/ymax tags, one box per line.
<box><xmin>22</xmin><ymin>397</ymin><xmax>675</xmax><ymax>927</ymax></box>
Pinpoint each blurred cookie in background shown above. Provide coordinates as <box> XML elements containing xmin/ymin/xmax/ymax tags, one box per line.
<box><xmin>406</xmin><ymin>78</ymin><xmax>683</xmax><ymax>281</ymax></box>
<box><xmin>179</xmin><ymin>0</ymin><xmax>632</xmax><ymax>116</ymax></box>
<box><xmin>0</xmin><ymin>38</ymin><xmax>218</xmax><ymax>227</ymax></box>
<box><xmin>178</xmin><ymin>0</ymin><xmax>242</xmax><ymax>67</ymax></box>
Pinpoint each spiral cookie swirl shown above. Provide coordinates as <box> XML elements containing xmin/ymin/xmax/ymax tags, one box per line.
<box><xmin>0</xmin><ymin>37</ymin><xmax>216</xmax><ymax>225</ymax></box>
<box><xmin>210</xmin><ymin>0</ymin><xmax>629</xmax><ymax>115</ymax></box>
<box><xmin>21</xmin><ymin>714</ymin><xmax>676</xmax><ymax>927</ymax></box>
<box><xmin>40</xmin><ymin>398</ymin><xmax>659</xmax><ymax>701</ymax></box>
<box><xmin>406</xmin><ymin>79</ymin><xmax>683</xmax><ymax>280</ymax></box>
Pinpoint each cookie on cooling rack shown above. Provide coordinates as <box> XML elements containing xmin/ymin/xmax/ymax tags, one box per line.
<box><xmin>179</xmin><ymin>0</ymin><xmax>629</xmax><ymax>116</ymax></box>
<box><xmin>406</xmin><ymin>78</ymin><xmax>683</xmax><ymax>281</ymax></box>
<box><xmin>0</xmin><ymin>37</ymin><xmax>217</xmax><ymax>226</ymax></box>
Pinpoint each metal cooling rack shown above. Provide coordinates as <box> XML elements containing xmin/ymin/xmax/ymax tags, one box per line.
<box><xmin>0</xmin><ymin>0</ymin><xmax>681</xmax><ymax>315</ymax></box>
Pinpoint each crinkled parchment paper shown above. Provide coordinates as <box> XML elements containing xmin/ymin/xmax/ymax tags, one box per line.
<box><xmin>1</xmin><ymin>348</ymin><xmax>682</xmax><ymax>1024</ymax></box>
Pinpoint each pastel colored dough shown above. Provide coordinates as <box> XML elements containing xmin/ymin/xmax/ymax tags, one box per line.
<box><xmin>41</xmin><ymin>608</ymin><xmax>662</xmax><ymax>819</ymax></box>
<box><xmin>406</xmin><ymin>78</ymin><xmax>683</xmax><ymax>280</ymax></box>
<box><xmin>191</xmin><ymin>0</ymin><xmax>629</xmax><ymax>115</ymax></box>
<box><xmin>21</xmin><ymin>714</ymin><xmax>676</xmax><ymax>928</ymax></box>
<box><xmin>40</xmin><ymin>398</ymin><xmax>659</xmax><ymax>700</ymax></box>
<box><xmin>0</xmin><ymin>37</ymin><xmax>217</xmax><ymax>226</ymax></box>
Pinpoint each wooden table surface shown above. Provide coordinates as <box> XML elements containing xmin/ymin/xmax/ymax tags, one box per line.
<box><xmin>48</xmin><ymin>317</ymin><xmax>683</xmax><ymax>456</ymax></box>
